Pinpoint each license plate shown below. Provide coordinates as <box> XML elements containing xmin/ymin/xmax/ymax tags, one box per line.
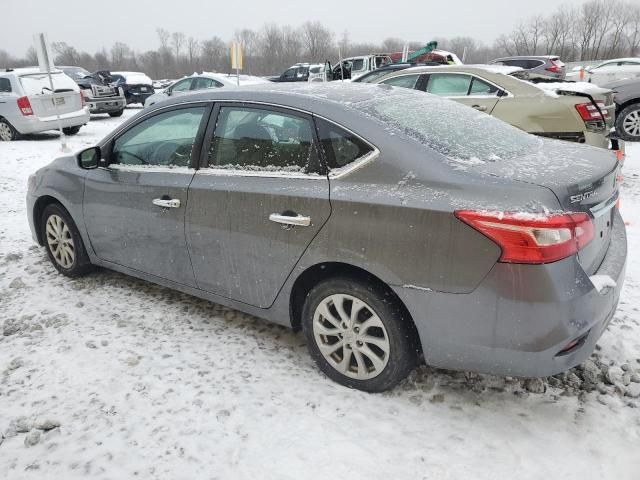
<box><xmin>53</xmin><ymin>97</ymin><xmax>65</xmax><ymax>106</ymax></box>
<box><xmin>140</xmin><ymin>87</ymin><xmax>148</xmax><ymax>92</ymax></box>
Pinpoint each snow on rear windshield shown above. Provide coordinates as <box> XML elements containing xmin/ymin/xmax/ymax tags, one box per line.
<box><xmin>20</xmin><ymin>72</ymin><xmax>79</xmax><ymax>95</ymax></box>
<box><xmin>358</xmin><ymin>87</ymin><xmax>542</xmax><ymax>165</ymax></box>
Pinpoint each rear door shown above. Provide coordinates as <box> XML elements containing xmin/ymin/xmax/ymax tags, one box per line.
<box><xmin>186</xmin><ymin>103</ymin><xmax>331</xmax><ymax>308</ymax></box>
<box><xmin>19</xmin><ymin>72</ymin><xmax>82</xmax><ymax>117</ymax></box>
<box><xmin>83</xmin><ymin>104</ymin><xmax>210</xmax><ymax>286</ymax></box>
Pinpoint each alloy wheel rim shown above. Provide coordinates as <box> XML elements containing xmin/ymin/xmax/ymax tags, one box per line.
<box><xmin>313</xmin><ymin>293</ymin><xmax>390</xmax><ymax>380</ymax></box>
<box><xmin>0</xmin><ymin>122</ymin><xmax>12</xmax><ymax>141</ymax></box>
<box><xmin>45</xmin><ymin>214</ymin><xmax>75</xmax><ymax>269</ymax></box>
<box><xmin>622</xmin><ymin>110</ymin><xmax>640</xmax><ymax>138</ymax></box>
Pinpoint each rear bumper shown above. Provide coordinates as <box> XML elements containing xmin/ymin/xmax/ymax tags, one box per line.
<box><xmin>393</xmin><ymin>209</ymin><xmax>627</xmax><ymax>377</ymax></box>
<box><xmin>87</xmin><ymin>96</ymin><xmax>126</xmax><ymax>113</ymax></box>
<box><xmin>12</xmin><ymin>108</ymin><xmax>90</xmax><ymax>134</ymax></box>
<box><xmin>124</xmin><ymin>91</ymin><xmax>154</xmax><ymax>104</ymax></box>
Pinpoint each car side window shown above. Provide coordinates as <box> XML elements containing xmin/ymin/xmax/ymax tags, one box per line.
<box><xmin>381</xmin><ymin>74</ymin><xmax>420</xmax><ymax>89</ymax></box>
<box><xmin>0</xmin><ymin>78</ymin><xmax>11</xmax><ymax>93</ymax></box>
<box><xmin>315</xmin><ymin>118</ymin><xmax>374</xmax><ymax>172</ymax></box>
<box><xmin>171</xmin><ymin>79</ymin><xmax>193</xmax><ymax>92</ymax></box>
<box><xmin>469</xmin><ymin>77</ymin><xmax>499</xmax><ymax>96</ymax></box>
<box><xmin>112</xmin><ymin>107</ymin><xmax>205</xmax><ymax>167</ymax></box>
<box><xmin>194</xmin><ymin>77</ymin><xmax>223</xmax><ymax>89</ymax></box>
<box><xmin>207</xmin><ymin>106</ymin><xmax>320</xmax><ymax>174</ymax></box>
<box><xmin>352</xmin><ymin>59</ymin><xmax>365</xmax><ymax>71</ymax></box>
<box><xmin>283</xmin><ymin>69</ymin><xmax>296</xmax><ymax>79</ymax></box>
<box><xmin>426</xmin><ymin>74</ymin><xmax>472</xmax><ymax>97</ymax></box>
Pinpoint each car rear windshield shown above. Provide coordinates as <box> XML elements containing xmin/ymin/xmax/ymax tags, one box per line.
<box><xmin>63</xmin><ymin>67</ymin><xmax>92</xmax><ymax>80</ymax></box>
<box><xmin>358</xmin><ymin>87</ymin><xmax>542</xmax><ymax>166</ymax></box>
<box><xmin>19</xmin><ymin>72</ymin><xmax>78</xmax><ymax>95</ymax></box>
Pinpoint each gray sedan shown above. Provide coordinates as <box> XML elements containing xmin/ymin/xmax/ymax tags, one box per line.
<box><xmin>26</xmin><ymin>83</ymin><xmax>626</xmax><ymax>392</ymax></box>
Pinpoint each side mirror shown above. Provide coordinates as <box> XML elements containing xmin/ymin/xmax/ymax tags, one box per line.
<box><xmin>77</xmin><ymin>146</ymin><xmax>101</xmax><ymax>169</ymax></box>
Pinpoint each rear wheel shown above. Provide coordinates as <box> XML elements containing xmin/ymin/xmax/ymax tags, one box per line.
<box><xmin>40</xmin><ymin>203</ymin><xmax>92</xmax><ymax>277</ymax></box>
<box><xmin>62</xmin><ymin>126</ymin><xmax>81</xmax><ymax>136</ymax></box>
<box><xmin>302</xmin><ymin>277</ymin><xmax>418</xmax><ymax>392</ymax></box>
<box><xmin>0</xmin><ymin>118</ymin><xmax>18</xmax><ymax>141</ymax></box>
<box><xmin>109</xmin><ymin>110</ymin><xmax>124</xmax><ymax>118</ymax></box>
<box><xmin>616</xmin><ymin>103</ymin><xmax>640</xmax><ymax>141</ymax></box>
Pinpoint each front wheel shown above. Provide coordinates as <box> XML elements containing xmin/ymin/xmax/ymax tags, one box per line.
<box><xmin>40</xmin><ymin>203</ymin><xmax>92</xmax><ymax>277</ymax></box>
<box><xmin>62</xmin><ymin>126</ymin><xmax>81</xmax><ymax>136</ymax></box>
<box><xmin>109</xmin><ymin>110</ymin><xmax>124</xmax><ymax>118</ymax></box>
<box><xmin>616</xmin><ymin>103</ymin><xmax>640</xmax><ymax>142</ymax></box>
<box><xmin>302</xmin><ymin>277</ymin><xmax>418</xmax><ymax>392</ymax></box>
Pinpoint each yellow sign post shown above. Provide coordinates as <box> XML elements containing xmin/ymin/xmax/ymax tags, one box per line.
<box><xmin>230</xmin><ymin>42</ymin><xmax>243</xmax><ymax>86</ymax></box>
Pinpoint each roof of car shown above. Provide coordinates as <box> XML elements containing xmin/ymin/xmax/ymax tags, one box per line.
<box><xmin>596</xmin><ymin>57</ymin><xmax>640</xmax><ymax>64</ymax></box>
<box><xmin>493</xmin><ymin>55</ymin><xmax>560</xmax><ymax>61</ymax></box>
<box><xmin>398</xmin><ymin>64</ymin><xmax>524</xmax><ymax>76</ymax></box>
<box><xmin>1</xmin><ymin>67</ymin><xmax>65</xmax><ymax>76</ymax></box>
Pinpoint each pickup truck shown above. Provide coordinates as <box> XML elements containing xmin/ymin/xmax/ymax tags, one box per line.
<box><xmin>60</xmin><ymin>66</ymin><xmax>126</xmax><ymax>117</ymax></box>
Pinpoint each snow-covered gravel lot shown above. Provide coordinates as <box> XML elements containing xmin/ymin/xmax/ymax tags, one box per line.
<box><xmin>1</xmin><ymin>108</ymin><xmax>640</xmax><ymax>479</ymax></box>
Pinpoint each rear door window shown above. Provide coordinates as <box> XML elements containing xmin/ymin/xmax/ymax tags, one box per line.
<box><xmin>426</xmin><ymin>74</ymin><xmax>472</xmax><ymax>96</ymax></box>
<box><xmin>208</xmin><ymin>106</ymin><xmax>321</xmax><ymax>174</ymax></box>
<box><xmin>315</xmin><ymin>118</ymin><xmax>374</xmax><ymax>173</ymax></box>
<box><xmin>469</xmin><ymin>77</ymin><xmax>499</xmax><ymax>96</ymax></box>
<box><xmin>381</xmin><ymin>74</ymin><xmax>420</xmax><ymax>89</ymax></box>
<box><xmin>352</xmin><ymin>59</ymin><xmax>365</xmax><ymax>71</ymax></box>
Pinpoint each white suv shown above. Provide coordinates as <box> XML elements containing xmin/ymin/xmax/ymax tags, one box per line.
<box><xmin>0</xmin><ymin>68</ymin><xmax>90</xmax><ymax>141</ymax></box>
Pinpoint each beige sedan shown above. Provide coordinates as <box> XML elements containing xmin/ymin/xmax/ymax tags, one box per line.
<box><xmin>372</xmin><ymin>65</ymin><xmax>616</xmax><ymax>149</ymax></box>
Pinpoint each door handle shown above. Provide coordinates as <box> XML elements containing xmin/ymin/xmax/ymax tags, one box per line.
<box><xmin>472</xmin><ymin>105</ymin><xmax>487</xmax><ymax>111</ymax></box>
<box><xmin>152</xmin><ymin>198</ymin><xmax>181</xmax><ymax>209</ymax></box>
<box><xmin>269</xmin><ymin>213</ymin><xmax>311</xmax><ymax>227</ymax></box>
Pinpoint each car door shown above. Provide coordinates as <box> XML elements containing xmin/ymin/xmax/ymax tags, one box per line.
<box><xmin>83</xmin><ymin>103</ymin><xmax>210</xmax><ymax>286</ymax></box>
<box><xmin>423</xmin><ymin>73</ymin><xmax>500</xmax><ymax>114</ymax></box>
<box><xmin>186</xmin><ymin>103</ymin><xmax>331</xmax><ymax>308</ymax></box>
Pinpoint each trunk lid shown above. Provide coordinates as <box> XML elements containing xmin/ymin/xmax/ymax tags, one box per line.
<box><xmin>473</xmin><ymin>139</ymin><xmax>620</xmax><ymax>274</ymax></box>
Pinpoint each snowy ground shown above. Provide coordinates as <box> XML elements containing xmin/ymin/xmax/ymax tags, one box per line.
<box><xmin>1</xmin><ymin>108</ymin><xmax>639</xmax><ymax>479</ymax></box>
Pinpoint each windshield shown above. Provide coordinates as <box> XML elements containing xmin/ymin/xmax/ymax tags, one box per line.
<box><xmin>358</xmin><ymin>87</ymin><xmax>542</xmax><ymax>165</ymax></box>
<box><xmin>19</xmin><ymin>72</ymin><xmax>79</xmax><ymax>95</ymax></box>
<box><xmin>62</xmin><ymin>67</ymin><xmax>92</xmax><ymax>80</ymax></box>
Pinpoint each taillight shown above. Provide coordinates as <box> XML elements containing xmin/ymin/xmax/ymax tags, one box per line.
<box><xmin>595</xmin><ymin>100</ymin><xmax>609</xmax><ymax>118</ymax></box>
<box><xmin>80</xmin><ymin>91</ymin><xmax>86</xmax><ymax>108</ymax></box>
<box><xmin>454</xmin><ymin>210</ymin><xmax>594</xmax><ymax>264</ymax></box>
<box><xmin>545</xmin><ymin>61</ymin><xmax>559</xmax><ymax>73</ymax></box>
<box><xmin>575</xmin><ymin>102</ymin><xmax>604</xmax><ymax>121</ymax></box>
<box><xmin>17</xmin><ymin>96</ymin><xmax>33</xmax><ymax>116</ymax></box>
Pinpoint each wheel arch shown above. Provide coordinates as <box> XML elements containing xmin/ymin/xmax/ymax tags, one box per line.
<box><xmin>32</xmin><ymin>195</ymin><xmax>68</xmax><ymax>246</ymax></box>
<box><xmin>616</xmin><ymin>98</ymin><xmax>640</xmax><ymax>114</ymax></box>
<box><xmin>288</xmin><ymin>261</ymin><xmax>422</xmax><ymax>353</ymax></box>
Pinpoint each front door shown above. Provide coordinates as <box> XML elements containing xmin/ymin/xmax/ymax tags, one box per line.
<box><xmin>83</xmin><ymin>104</ymin><xmax>209</xmax><ymax>286</ymax></box>
<box><xmin>186</xmin><ymin>103</ymin><xmax>331</xmax><ymax>308</ymax></box>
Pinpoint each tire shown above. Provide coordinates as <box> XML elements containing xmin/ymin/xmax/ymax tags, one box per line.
<box><xmin>62</xmin><ymin>126</ymin><xmax>81</xmax><ymax>136</ymax></box>
<box><xmin>109</xmin><ymin>110</ymin><xmax>124</xmax><ymax>118</ymax></box>
<box><xmin>302</xmin><ymin>277</ymin><xmax>418</xmax><ymax>392</ymax></box>
<box><xmin>40</xmin><ymin>203</ymin><xmax>92</xmax><ymax>277</ymax></box>
<box><xmin>616</xmin><ymin>103</ymin><xmax>640</xmax><ymax>142</ymax></box>
<box><xmin>0</xmin><ymin>118</ymin><xmax>19</xmax><ymax>141</ymax></box>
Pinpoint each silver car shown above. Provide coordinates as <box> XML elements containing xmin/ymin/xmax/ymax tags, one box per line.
<box><xmin>0</xmin><ymin>68</ymin><xmax>90</xmax><ymax>141</ymax></box>
<box><xmin>491</xmin><ymin>55</ymin><xmax>566</xmax><ymax>80</ymax></box>
<box><xmin>26</xmin><ymin>84</ymin><xmax>626</xmax><ymax>392</ymax></box>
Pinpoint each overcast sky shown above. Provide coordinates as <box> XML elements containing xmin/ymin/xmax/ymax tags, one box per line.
<box><xmin>2</xmin><ymin>0</ymin><xmax>591</xmax><ymax>57</ymax></box>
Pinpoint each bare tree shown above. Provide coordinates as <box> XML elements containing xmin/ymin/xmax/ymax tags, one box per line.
<box><xmin>171</xmin><ymin>32</ymin><xmax>185</xmax><ymax>60</ymax></box>
<box><xmin>301</xmin><ymin>21</ymin><xmax>333</xmax><ymax>60</ymax></box>
<box><xmin>186</xmin><ymin>37</ymin><xmax>200</xmax><ymax>69</ymax></box>
<box><xmin>157</xmin><ymin>28</ymin><xmax>170</xmax><ymax>50</ymax></box>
